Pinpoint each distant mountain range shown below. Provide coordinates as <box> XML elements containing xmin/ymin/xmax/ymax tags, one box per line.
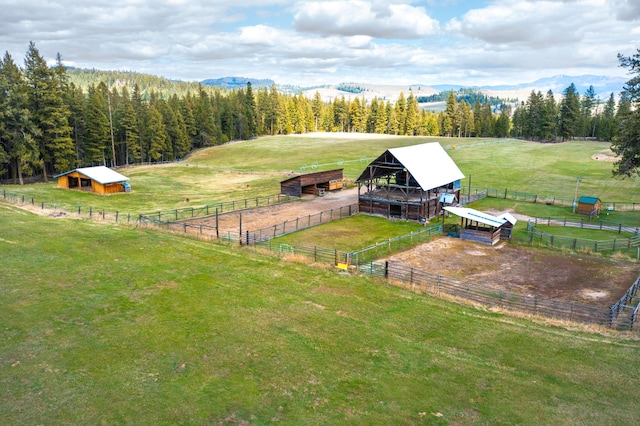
<box><xmin>430</xmin><ymin>75</ymin><xmax>626</xmax><ymax>97</ymax></box>
<box><xmin>201</xmin><ymin>74</ymin><xmax>626</xmax><ymax>101</ymax></box>
<box><xmin>200</xmin><ymin>77</ymin><xmax>275</xmax><ymax>89</ymax></box>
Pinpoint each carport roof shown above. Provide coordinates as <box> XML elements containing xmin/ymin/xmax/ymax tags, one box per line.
<box><xmin>444</xmin><ymin>206</ymin><xmax>517</xmax><ymax>228</ymax></box>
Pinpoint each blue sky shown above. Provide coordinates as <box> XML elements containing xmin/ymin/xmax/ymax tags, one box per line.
<box><xmin>1</xmin><ymin>0</ymin><xmax>638</xmax><ymax>86</ymax></box>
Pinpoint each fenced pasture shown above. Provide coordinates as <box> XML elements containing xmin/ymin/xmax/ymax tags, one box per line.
<box><xmin>4</xmin><ymin>203</ymin><xmax>640</xmax><ymax>424</ymax></box>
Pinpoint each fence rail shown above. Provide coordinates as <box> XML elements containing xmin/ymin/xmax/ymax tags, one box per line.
<box><xmin>466</xmin><ymin>187</ymin><xmax>640</xmax><ymax>211</ymax></box>
<box><xmin>525</xmin><ymin>217</ymin><xmax>640</xmax><ymax>256</ymax></box>
<box><xmin>138</xmin><ymin>194</ymin><xmax>296</xmax><ymax>224</ymax></box>
<box><xmin>357</xmin><ymin>261</ymin><xmax>639</xmax><ymax>330</ymax></box>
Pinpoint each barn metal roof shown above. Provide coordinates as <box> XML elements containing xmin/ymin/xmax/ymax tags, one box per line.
<box><xmin>54</xmin><ymin>166</ymin><xmax>129</xmax><ymax>184</ymax></box>
<box><xmin>388</xmin><ymin>143</ymin><xmax>464</xmax><ymax>190</ymax></box>
<box><xmin>356</xmin><ymin>142</ymin><xmax>464</xmax><ymax>191</ymax></box>
<box><xmin>444</xmin><ymin>206</ymin><xmax>517</xmax><ymax>228</ymax></box>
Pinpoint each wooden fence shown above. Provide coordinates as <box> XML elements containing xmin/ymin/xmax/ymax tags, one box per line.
<box><xmin>138</xmin><ymin>194</ymin><xmax>296</xmax><ymax>224</ymax></box>
<box><xmin>153</xmin><ymin>204</ymin><xmax>359</xmax><ymax>245</ymax></box>
<box><xmin>359</xmin><ymin>261</ymin><xmax>639</xmax><ymax>330</ymax></box>
<box><xmin>466</xmin><ymin>187</ymin><xmax>640</xmax><ymax>211</ymax></box>
<box><xmin>525</xmin><ymin>217</ymin><xmax>640</xmax><ymax>257</ymax></box>
<box><xmin>1</xmin><ymin>190</ymin><xmax>137</xmax><ymax>223</ymax></box>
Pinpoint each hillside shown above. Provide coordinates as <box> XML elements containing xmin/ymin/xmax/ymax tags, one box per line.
<box><xmin>1</xmin><ymin>201</ymin><xmax>640</xmax><ymax>424</ymax></box>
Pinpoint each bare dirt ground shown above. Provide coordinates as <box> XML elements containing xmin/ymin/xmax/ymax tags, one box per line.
<box><xmin>182</xmin><ymin>186</ymin><xmax>639</xmax><ymax>308</ymax></box>
<box><xmin>386</xmin><ymin>237</ymin><xmax>639</xmax><ymax>307</ymax></box>
<box><xmin>188</xmin><ymin>187</ymin><xmax>359</xmax><ymax>231</ymax></box>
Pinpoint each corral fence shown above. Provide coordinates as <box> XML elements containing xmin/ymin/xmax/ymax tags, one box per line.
<box><xmin>253</xmin><ymin>222</ymin><xmax>443</xmax><ymax>264</ymax></box>
<box><xmin>138</xmin><ymin>194</ymin><xmax>296</xmax><ymax>225</ymax></box>
<box><xmin>357</xmin><ymin>261</ymin><xmax>640</xmax><ymax>330</ymax></box>
<box><xmin>525</xmin><ymin>217</ymin><xmax>640</xmax><ymax>257</ymax></box>
<box><xmin>464</xmin><ymin>187</ymin><xmax>640</xmax><ymax>211</ymax></box>
<box><xmin>153</xmin><ymin>204</ymin><xmax>360</xmax><ymax>244</ymax></box>
<box><xmin>254</xmin><ymin>233</ymin><xmax>640</xmax><ymax>330</ymax></box>
<box><xmin>460</xmin><ymin>189</ymin><xmax>488</xmax><ymax>205</ymax></box>
<box><xmin>245</xmin><ymin>204</ymin><xmax>359</xmax><ymax>245</ymax></box>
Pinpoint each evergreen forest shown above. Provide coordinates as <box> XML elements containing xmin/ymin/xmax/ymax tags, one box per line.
<box><xmin>0</xmin><ymin>43</ymin><xmax>633</xmax><ymax>183</ymax></box>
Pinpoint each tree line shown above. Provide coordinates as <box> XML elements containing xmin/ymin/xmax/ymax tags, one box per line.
<box><xmin>2</xmin><ymin>42</ymin><xmax>638</xmax><ymax>183</ymax></box>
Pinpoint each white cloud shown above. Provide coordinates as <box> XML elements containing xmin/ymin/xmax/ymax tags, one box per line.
<box><xmin>0</xmin><ymin>0</ymin><xmax>634</xmax><ymax>86</ymax></box>
<box><xmin>292</xmin><ymin>1</ymin><xmax>439</xmax><ymax>39</ymax></box>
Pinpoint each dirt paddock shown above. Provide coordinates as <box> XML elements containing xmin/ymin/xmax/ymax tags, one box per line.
<box><xmin>188</xmin><ymin>187</ymin><xmax>359</xmax><ymax>232</ymax></box>
<box><xmin>386</xmin><ymin>237</ymin><xmax>639</xmax><ymax>307</ymax></box>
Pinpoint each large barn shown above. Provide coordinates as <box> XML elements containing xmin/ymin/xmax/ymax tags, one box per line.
<box><xmin>280</xmin><ymin>169</ymin><xmax>344</xmax><ymax>198</ymax></box>
<box><xmin>54</xmin><ymin>166</ymin><xmax>130</xmax><ymax>194</ymax></box>
<box><xmin>356</xmin><ymin>143</ymin><xmax>464</xmax><ymax>221</ymax></box>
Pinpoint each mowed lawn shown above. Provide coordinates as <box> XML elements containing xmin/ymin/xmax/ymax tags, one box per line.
<box><xmin>2</xmin><ymin>203</ymin><xmax>640</xmax><ymax>424</ymax></box>
<box><xmin>1</xmin><ymin>135</ymin><xmax>638</xmax><ymax>216</ymax></box>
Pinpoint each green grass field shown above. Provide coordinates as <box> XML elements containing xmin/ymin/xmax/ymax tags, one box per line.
<box><xmin>274</xmin><ymin>215</ymin><xmax>426</xmax><ymax>251</ymax></box>
<box><xmin>1</xmin><ymin>135</ymin><xmax>638</xmax><ymax>215</ymax></box>
<box><xmin>2</xmin><ymin>203</ymin><xmax>640</xmax><ymax>425</ymax></box>
<box><xmin>2</xmin><ymin>135</ymin><xmax>640</xmax><ymax>424</ymax></box>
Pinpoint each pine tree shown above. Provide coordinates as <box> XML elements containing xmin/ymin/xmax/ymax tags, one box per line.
<box><xmin>116</xmin><ymin>89</ymin><xmax>140</xmax><ymax>164</ymax></box>
<box><xmin>244</xmin><ymin>82</ymin><xmax>257</xmax><ymax>138</ymax></box>
<box><xmin>24</xmin><ymin>43</ymin><xmax>75</xmax><ymax>178</ymax></box>
<box><xmin>541</xmin><ymin>90</ymin><xmax>558</xmax><ymax>141</ymax></box>
<box><xmin>84</xmin><ymin>83</ymin><xmax>111</xmax><ymax>165</ymax></box>
<box><xmin>311</xmin><ymin>91</ymin><xmax>323</xmax><ymax>132</ymax></box>
<box><xmin>146</xmin><ymin>105</ymin><xmax>168</xmax><ymax>162</ymax></box>
<box><xmin>559</xmin><ymin>83</ymin><xmax>581</xmax><ymax>140</ymax></box>
<box><xmin>443</xmin><ymin>91</ymin><xmax>457</xmax><ymax>137</ymax></box>
<box><xmin>395</xmin><ymin>92</ymin><xmax>407</xmax><ymax>135</ymax></box>
<box><xmin>612</xmin><ymin>49</ymin><xmax>640</xmax><ymax>177</ymax></box>
<box><xmin>0</xmin><ymin>51</ymin><xmax>38</xmax><ymax>184</ymax></box>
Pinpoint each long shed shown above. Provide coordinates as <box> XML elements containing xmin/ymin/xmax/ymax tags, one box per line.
<box><xmin>54</xmin><ymin>166</ymin><xmax>130</xmax><ymax>194</ymax></box>
<box><xmin>280</xmin><ymin>169</ymin><xmax>344</xmax><ymax>197</ymax></box>
<box><xmin>356</xmin><ymin>143</ymin><xmax>464</xmax><ymax>221</ymax></box>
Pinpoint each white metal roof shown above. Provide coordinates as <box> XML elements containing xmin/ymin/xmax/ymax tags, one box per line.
<box><xmin>388</xmin><ymin>143</ymin><xmax>464</xmax><ymax>190</ymax></box>
<box><xmin>55</xmin><ymin>166</ymin><xmax>129</xmax><ymax>184</ymax></box>
<box><xmin>444</xmin><ymin>206</ymin><xmax>517</xmax><ymax>227</ymax></box>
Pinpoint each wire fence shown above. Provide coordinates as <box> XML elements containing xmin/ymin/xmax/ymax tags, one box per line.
<box><xmin>466</xmin><ymin>187</ymin><xmax>640</xmax><ymax>211</ymax></box>
<box><xmin>524</xmin><ymin>217</ymin><xmax>640</xmax><ymax>257</ymax></box>
<box><xmin>1</xmin><ymin>190</ymin><xmax>137</xmax><ymax>223</ymax></box>
<box><xmin>138</xmin><ymin>194</ymin><xmax>296</xmax><ymax>224</ymax></box>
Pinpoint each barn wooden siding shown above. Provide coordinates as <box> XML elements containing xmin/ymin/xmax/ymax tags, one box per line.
<box><xmin>281</xmin><ymin>169</ymin><xmax>344</xmax><ymax>197</ymax></box>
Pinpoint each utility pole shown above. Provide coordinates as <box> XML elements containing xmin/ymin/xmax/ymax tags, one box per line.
<box><xmin>572</xmin><ymin>177</ymin><xmax>582</xmax><ymax>213</ymax></box>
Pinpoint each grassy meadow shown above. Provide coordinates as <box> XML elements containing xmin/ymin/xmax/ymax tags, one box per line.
<box><xmin>2</xmin><ymin>203</ymin><xmax>640</xmax><ymax>425</ymax></box>
<box><xmin>2</xmin><ymin>134</ymin><xmax>640</xmax><ymax>424</ymax></box>
<box><xmin>1</xmin><ymin>135</ymin><xmax>638</xmax><ymax>216</ymax></box>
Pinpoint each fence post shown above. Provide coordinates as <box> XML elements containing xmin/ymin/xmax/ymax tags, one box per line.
<box><xmin>128</xmin><ymin>213</ymin><xmax>131</xmax><ymax>223</ymax></box>
<box><xmin>115</xmin><ymin>211</ymin><xmax>119</xmax><ymax>222</ymax></box>
<box><xmin>384</xmin><ymin>261</ymin><xmax>389</xmax><ymax>278</ymax></box>
<box><xmin>90</xmin><ymin>207</ymin><xmax>92</xmax><ymax>218</ymax></box>
<box><xmin>504</xmin><ymin>188</ymin><xmax>507</xmax><ymax>199</ymax></box>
